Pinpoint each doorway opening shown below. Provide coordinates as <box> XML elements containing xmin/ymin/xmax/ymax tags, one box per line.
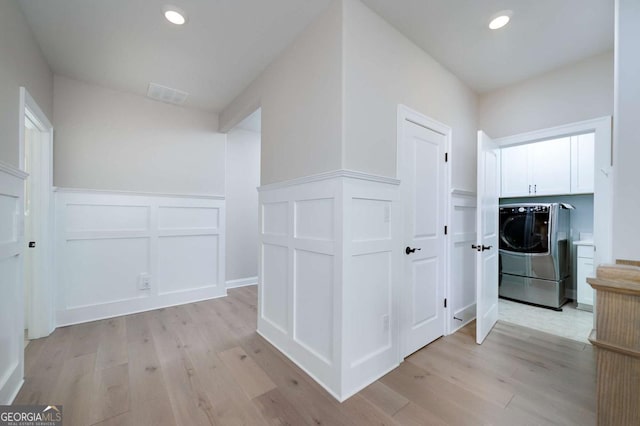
<box><xmin>476</xmin><ymin>117</ymin><xmax>612</xmax><ymax>344</ymax></box>
<box><xmin>224</xmin><ymin>108</ymin><xmax>261</xmax><ymax>292</ymax></box>
<box><xmin>20</xmin><ymin>87</ymin><xmax>54</xmax><ymax>342</ymax></box>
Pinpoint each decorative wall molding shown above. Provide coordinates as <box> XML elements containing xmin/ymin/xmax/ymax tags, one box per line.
<box><xmin>54</xmin><ymin>187</ymin><xmax>224</xmax><ymax>200</ymax></box>
<box><xmin>226</xmin><ymin>276</ymin><xmax>258</xmax><ymax>289</ymax></box>
<box><xmin>55</xmin><ymin>190</ymin><xmax>226</xmax><ymax>326</ymax></box>
<box><xmin>451</xmin><ymin>188</ymin><xmax>476</xmax><ymax>197</ymax></box>
<box><xmin>0</xmin><ymin>167</ymin><xmax>25</xmax><ymax>404</ymax></box>
<box><xmin>258</xmin><ymin>169</ymin><xmax>401</xmax><ymax>192</ymax></box>
<box><xmin>257</xmin><ymin>173</ymin><xmax>400</xmax><ymax>401</ymax></box>
<box><xmin>0</xmin><ymin>161</ymin><xmax>28</xmax><ymax>180</ymax></box>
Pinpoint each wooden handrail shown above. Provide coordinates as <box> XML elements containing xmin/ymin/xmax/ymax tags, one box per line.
<box><xmin>588</xmin><ymin>261</ymin><xmax>640</xmax><ymax>425</ymax></box>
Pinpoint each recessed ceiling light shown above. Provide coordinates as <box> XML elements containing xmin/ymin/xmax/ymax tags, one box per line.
<box><xmin>489</xmin><ymin>11</ymin><xmax>512</xmax><ymax>30</ymax></box>
<box><xmin>163</xmin><ymin>6</ymin><xmax>187</xmax><ymax>25</ymax></box>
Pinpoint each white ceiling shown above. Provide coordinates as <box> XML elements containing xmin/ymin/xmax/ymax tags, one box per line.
<box><xmin>19</xmin><ymin>0</ymin><xmax>331</xmax><ymax>112</ymax></box>
<box><xmin>19</xmin><ymin>0</ymin><xmax>614</xmax><ymax>112</ymax></box>
<box><xmin>361</xmin><ymin>0</ymin><xmax>614</xmax><ymax>93</ymax></box>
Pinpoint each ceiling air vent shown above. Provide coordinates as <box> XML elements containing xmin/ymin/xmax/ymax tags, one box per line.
<box><xmin>146</xmin><ymin>83</ymin><xmax>188</xmax><ymax>105</ymax></box>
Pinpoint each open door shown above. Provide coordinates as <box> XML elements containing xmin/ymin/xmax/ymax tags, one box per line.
<box><xmin>475</xmin><ymin>131</ymin><xmax>500</xmax><ymax>344</ymax></box>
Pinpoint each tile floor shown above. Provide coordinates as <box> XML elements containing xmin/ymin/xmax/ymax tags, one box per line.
<box><xmin>498</xmin><ymin>298</ymin><xmax>594</xmax><ymax>343</ymax></box>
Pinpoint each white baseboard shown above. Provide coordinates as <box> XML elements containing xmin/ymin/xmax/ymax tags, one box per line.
<box><xmin>451</xmin><ymin>303</ymin><xmax>476</xmax><ymax>333</ymax></box>
<box><xmin>56</xmin><ymin>287</ymin><xmax>227</xmax><ymax>327</ymax></box>
<box><xmin>226</xmin><ymin>276</ymin><xmax>258</xmax><ymax>289</ymax></box>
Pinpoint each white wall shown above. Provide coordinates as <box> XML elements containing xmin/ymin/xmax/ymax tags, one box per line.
<box><xmin>0</xmin><ymin>0</ymin><xmax>53</xmax><ymax>167</ymax></box>
<box><xmin>612</xmin><ymin>0</ymin><xmax>640</xmax><ymax>262</ymax></box>
<box><xmin>219</xmin><ymin>1</ymin><xmax>343</xmax><ymax>185</ymax></box>
<box><xmin>53</xmin><ymin>75</ymin><xmax>226</xmax><ymax>195</ymax></box>
<box><xmin>479</xmin><ymin>51</ymin><xmax>614</xmax><ymax>139</ymax></box>
<box><xmin>225</xmin><ymin>129</ymin><xmax>260</xmax><ymax>284</ymax></box>
<box><xmin>54</xmin><ymin>189</ymin><xmax>226</xmax><ymax>325</ymax></box>
<box><xmin>343</xmin><ymin>0</ymin><xmax>479</xmax><ymax>192</ymax></box>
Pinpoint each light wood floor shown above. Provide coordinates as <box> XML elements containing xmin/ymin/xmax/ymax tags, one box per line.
<box><xmin>15</xmin><ymin>286</ymin><xmax>596</xmax><ymax>425</ymax></box>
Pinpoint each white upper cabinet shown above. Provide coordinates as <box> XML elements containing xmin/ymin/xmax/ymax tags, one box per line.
<box><xmin>500</xmin><ymin>137</ymin><xmax>571</xmax><ymax>197</ymax></box>
<box><xmin>571</xmin><ymin>133</ymin><xmax>595</xmax><ymax>194</ymax></box>
<box><xmin>500</xmin><ymin>144</ymin><xmax>530</xmax><ymax>197</ymax></box>
<box><xmin>529</xmin><ymin>137</ymin><xmax>571</xmax><ymax>196</ymax></box>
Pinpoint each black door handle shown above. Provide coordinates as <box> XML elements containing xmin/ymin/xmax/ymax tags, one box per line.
<box><xmin>472</xmin><ymin>244</ymin><xmax>492</xmax><ymax>252</ymax></box>
<box><xmin>482</xmin><ymin>245</ymin><xmax>492</xmax><ymax>251</ymax></box>
<box><xmin>405</xmin><ymin>246</ymin><xmax>421</xmax><ymax>255</ymax></box>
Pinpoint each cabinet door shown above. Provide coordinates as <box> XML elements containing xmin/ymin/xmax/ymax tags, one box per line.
<box><xmin>577</xmin><ymin>256</ymin><xmax>594</xmax><ymax>307</ymax></box>
<box><xmin>529</xmin><ymin>137</ymin><xmax>571</xmax><ymax>195</ymax></box>
<box><xmin>571</xmin><ymin>133</ymin><xmax>595</xmax><ymax>194</ymax></box>
<box><xmin>500</xmin><ymin>144</ymin><xmax>530</xmax><ymax>197</ymax></box>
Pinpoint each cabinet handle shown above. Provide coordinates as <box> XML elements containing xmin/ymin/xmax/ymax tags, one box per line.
<box><xmin>528</xmin><ymin>184</ymin><xmax>532</xmax><ymax>194</ymax></box>
<box><xmin>534</xmin><ymin>184</ymin><xmax>537</xmax><ymax>193</ymax></box>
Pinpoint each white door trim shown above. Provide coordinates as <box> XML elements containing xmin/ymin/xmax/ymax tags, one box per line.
<box><xmin>19</xmin><ymin>87</ymin><xmax>55</xmax><ymax>338</ymax></box>
<box><xmin>397</xmin><ymin>105</ymin><xmax>452</xmax><ymax>358</ymax></box>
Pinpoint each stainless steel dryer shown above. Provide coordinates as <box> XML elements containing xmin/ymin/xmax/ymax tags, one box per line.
<box><xmin>499</xmin><ymin>203</ymin><xmax>572</xmax><ymax>309</ymax></box>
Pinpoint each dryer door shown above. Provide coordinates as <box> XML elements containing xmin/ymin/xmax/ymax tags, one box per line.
<box><xmin>500</xmin><ymin>207</ymin><xmax>550</xmax><ymax>254</ymax></box>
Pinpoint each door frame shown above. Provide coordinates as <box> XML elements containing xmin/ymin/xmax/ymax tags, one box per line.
<box><xmin>19</xmin><ymin>87</ymin><xmax>55</xmax><ymax>339</ymax></box>
<box><xmin>494</xmin><ymin>116</ymin><xmax>613</xmax><ymax>327</ymax></box>
<box><xmin>396</xmin><ymin>105</ymin><xmax>452</xmax><ymax>360</ymax></box>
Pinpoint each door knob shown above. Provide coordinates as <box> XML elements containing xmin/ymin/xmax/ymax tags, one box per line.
<box><xmin>405</xmin><ymin>246</ymin><xmax>421</xmax><ymax>255</ymax></box>
<box><xmin>481</xmin><ymin>245</ymin><xmax>492</xmax><ymax>251</ymax></box>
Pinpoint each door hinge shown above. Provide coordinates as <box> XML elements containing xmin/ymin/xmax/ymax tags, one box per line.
<box><xmin>444</xmin><ymin>225</ymin><xmax>448</xmax><ymax>235</ymax></box>
<box><xmin>444</xmin><ymin>298</ymin><xmax>447</xmax><ymax>308</ymax></box>
<box><xmin>445</xmin><ymin>152</ymin><xmax>449</xmax><ymax>162</ymax></box>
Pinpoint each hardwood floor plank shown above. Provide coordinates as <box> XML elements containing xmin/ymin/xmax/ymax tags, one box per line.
<box><xmin>219</xmin><ymin>346</ymin><xmax>277</xmax><ymax>399</ymax></box>
<box><xmin>96</xmin><ymin>317</ymin><xmax>128</xmax><ymax>370</ymax></box>
<box><xmin>125</xmin><ymin>314</ymin><xmax>173</xmax><ymax>410</ymax></box>
<box><xmin>340</xmin><ymin>394</ymin><xmax>399</xmax><ymax>425</ymax></box>
<box><xmin>359</xmin><ymin>381</ymin><xmax>409</xmax><ymax>417</ymax></box>
<box><xmin>14</xmin><ymin>326</ymin><xmax>73</xmax><ymax>404</ymax></box>
<box><xmin>392</xmin><ymin>402</ymin><xmax>447</xmax><ymax>426</ymax></box>
<box><xmin>252</xmin><ymin>388</ymin><xmax>311</xmax><ymax>426</ymax></box>
<box><xmin>68</xmin><ymin>320</ymin><xmax>105</xmax><ymax>358</ymax></box>
<box><xmin>52</xmin><ymin>353</ymin><xmax>96</xmax><ymax>425</ymax></box>
<box><xmin>91</xmin><ymin>363</ymin><xmax>130</xmax><ymax>424</ymax></box>
<box><xmin>91</xmin><ymin>412</ymin><xmax>132</xmax><ymax>426</ymax></box>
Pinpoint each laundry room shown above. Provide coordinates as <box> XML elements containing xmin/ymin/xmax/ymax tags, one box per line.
<box><xmin>495</xmin><ymin>132</ymin><xmax>598</xmax><ymax>342</ymax></box>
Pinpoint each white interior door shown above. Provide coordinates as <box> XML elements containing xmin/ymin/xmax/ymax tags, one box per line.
<box><xmin>475</xmin><ymin>131</ymin><xmax>499</xmax><ymax>344</ymax></box>
<box><xmin>400</xmin><ymin>118</ymin><xmax>447</xmax><ymax>357</ymax></box>
<box><xmin>22</xmin><ymin>107</ymin><xmax>53</xmax><ymax>340</ymax></box>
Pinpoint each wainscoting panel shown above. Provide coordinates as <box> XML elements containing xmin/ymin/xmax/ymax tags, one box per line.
<box><xmin>55</xmin><ymin>189</ymin><xmax>225</xmax><ymax>326</ymax></box>
<box><xmin>0</xmin><ymin>162</ymin><xmax>27</xmax><ymax>404</ymax></box>
<box><xmin>341</xmin><ymin>177</ymin><xmax>401</xmax><ymax>400</ymax></box>
<box><xmin>257</xmin><ymin>171</ymin><xmax>400</xmax><ymax>402</ymax></box>
<box><xmin>294</xmin><ymin>249</ymin><xmax>334</xmax><ymax>364</ymax></box>
<box><xmin>64</xmin><ymin>237</ymin><xmax>150</xmax><ymax>308</ymax></box>
<box><xmin>450</xmin><ymin>190</ymin><xmax>477</xmax><ymax>331</ymax></box>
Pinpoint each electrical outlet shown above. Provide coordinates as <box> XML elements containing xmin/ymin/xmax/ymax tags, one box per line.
<box><xmin>382</xmin><ymin>314</ymin><xmax>390</xmax><ymax>333</ymax></box>
<box><xmin>138</xmin><ymin>273</ymin><xmax>151</xmax><ymax>291</ymax></box>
